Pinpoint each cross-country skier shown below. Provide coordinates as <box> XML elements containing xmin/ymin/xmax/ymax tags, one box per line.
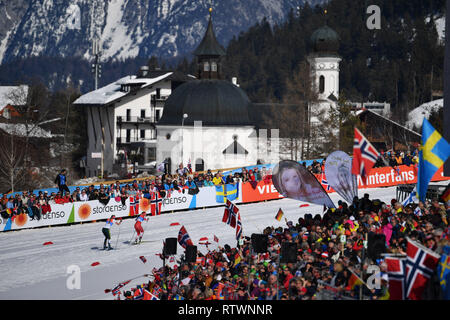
<box><xmin>102</xmin><ymin>215</ymin><xmax>122</xmax><ymax>250</ymax></box>
<box><xmin>134</xmin><ymin>212</ymin><xmax>149</xmax><ymax>244</ymax></box>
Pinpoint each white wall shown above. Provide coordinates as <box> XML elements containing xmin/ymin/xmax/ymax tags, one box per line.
<box><xmin>156</xmin><ymin>124</ymin><xmax>259</xmax><ymax>172</ymax></box>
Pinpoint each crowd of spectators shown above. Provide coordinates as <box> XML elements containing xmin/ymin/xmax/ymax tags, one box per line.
<box><xmin>117</xmin><ymin>191</ymin><xmax>449</xmax><ymax>300</ymax></box>
<box><xmin>374</xmin><ymin>149</ymin><xmax>420</xmax><ymax>168</ymax></box>
<box><xmin>0</xmin><ymin>148</ymin><xmax>429</xmax><ymax>223</ymax></box>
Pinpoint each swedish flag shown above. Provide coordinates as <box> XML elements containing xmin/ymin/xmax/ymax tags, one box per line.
<box><xmin>215</xmin><ymin>183</ymin><xmax>239</xmax><ymax>203</ymax></box>
<box><xmin>417</xmin><ymin>118</ymin><xmax>450</xmax><ymax>202</ymax></box>
<box><xmin>438</xmin><ymin>245</ymin><xmax>450</xmax><ymax>300</ymax></box>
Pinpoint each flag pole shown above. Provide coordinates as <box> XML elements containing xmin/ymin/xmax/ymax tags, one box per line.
<box><xmin>247</xmin><ymin>244</ymin><xmax>252</xmax><ymax>298</ymax></box>
<box><xmin>359</xmin><ymin>233</ymin><xmax>367</xmax><ymax>300</ymax></box>
<box><xmin>276</xmin><ymin>250</ymin><xmax>281</xmax><ymax>300</ymax></box>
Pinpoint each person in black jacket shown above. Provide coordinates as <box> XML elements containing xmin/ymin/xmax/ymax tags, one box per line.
<box><xmin>55</xmin><ymin>169</ymin><xmax>70</xmax><ymax>194</ymax></box>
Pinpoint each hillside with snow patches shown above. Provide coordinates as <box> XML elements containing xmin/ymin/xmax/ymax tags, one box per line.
<box><xmin>0</xmin><ymin>0</ymin><xmax>316</xmax><ymax>65</ymax></box>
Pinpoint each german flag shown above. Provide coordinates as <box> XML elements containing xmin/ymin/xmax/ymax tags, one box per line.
<box><xmin>233</xmin><ymin>252</ymin><xmax>242</xmax><ymax>267</ymax></box>
<box><xmin>347</xmin><ymin>268</ymin><xmax>364</xmax><ymax>290</ymax></box>
<box><xmin>441</xmin><ymin>185</ymin><xmax>450</xmax><ymax>203</ymax></box>
<box><xmin>275</xmin><ymin>208</ymin><xmax>284</xmax><ymax>221</ymax></box>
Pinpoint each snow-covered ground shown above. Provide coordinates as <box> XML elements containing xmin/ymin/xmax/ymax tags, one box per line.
<box><xmin>0</xmin><ymin>185</ymin><xmax>435</xmax><ymax>299</ymax></box>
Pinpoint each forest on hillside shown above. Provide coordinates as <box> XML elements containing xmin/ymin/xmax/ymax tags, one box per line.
<box><xmin>0</xmin><ymin>0</ymin><xmax>445</xmax><ymax>125</ymax></box>
<box><xmin>214</xmin><ymin>0</ymin><xmax>445</xmax><ymax>124</ymax></box>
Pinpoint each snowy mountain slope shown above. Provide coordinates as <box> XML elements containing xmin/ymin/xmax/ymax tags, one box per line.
<box><xmin>0</xmin><ymin>185</ymin><xmax>417</xmax><ymax>300</ymax></box>
<box><xmin>0</xmin><ymin>0</ymin><xmax>320</xmax><ymax>65</ymax></box>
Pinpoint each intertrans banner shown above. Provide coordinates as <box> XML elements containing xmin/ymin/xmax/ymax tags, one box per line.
<box><xmin>1</xmin><ymin>165</ymin><xmax>448</xmax><ymax>231</ymax></box>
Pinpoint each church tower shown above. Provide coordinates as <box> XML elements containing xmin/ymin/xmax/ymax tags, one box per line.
<box><xmin>193</xmin><ymin>8</ymin><xmax>226</xmax><ymax>80</ymax></box>
<box><xmin>307</xmin><ymin>20</ymin><xmax>341</xmax><ymax>105</ymax></box>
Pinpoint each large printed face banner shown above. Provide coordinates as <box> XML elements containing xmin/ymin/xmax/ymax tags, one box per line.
<box><xmin>325</xmin><ymin>151</ymin><xmax>358</xmax><ymax>203</ymax></box>
<box><xmin>272</xmin><ymin>160</ymin><xmax>335</xmax><ymax>208</ymax></box>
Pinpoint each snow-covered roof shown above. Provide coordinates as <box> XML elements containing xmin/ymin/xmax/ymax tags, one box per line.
<box><xmin>73</xmin><ymin>72</ymin><xmax>173</xmax><ymax>105</ymax></box>
<box><xmin>0</xmin><ymin>123</ymin><xmax>53</xmax><ymax>138</ymax></box>
<box><xmin>0</xmin><ymin>85</ymin><xmax>29</xmax><ymax>108</ymax></box>
<box><xmin>406</xmin><ymin>99</ymin><xmax>443</xmax><ymax>130</ymax></box>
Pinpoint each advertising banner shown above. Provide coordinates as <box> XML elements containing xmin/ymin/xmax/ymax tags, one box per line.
<box><xmin>138</xmin><ymin>184</ymin><xmax>243</xmax><ymax>215</ymax></box>
<box><xmin>1</xmin><ymin>198</ymin><xmax>131</xmax><ymax>232</ymax></box>
<box><xmin>271</xmin><ymin>160</ymin><xmax>335</xmax><ymax>208</ymax></box>
<box><xmin>325</xmin><ymin>151</ymin><xmax>358</xmax><ymax>203</ymax></box>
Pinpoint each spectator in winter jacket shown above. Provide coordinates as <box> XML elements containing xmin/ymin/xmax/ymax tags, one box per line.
<box><xmin>389</xmin><ymin>155</ymin><xmax>398</xmax><ymax>167</ymax></box>
<box><xmin>79</xmin><ymin>189</ymin><xmax>89</xmax><ymax>201</ymax></box>
<box><xmin>55</xmin><ymin>169</ymin><xmax>70</xmax><ymax>194</ymax></box>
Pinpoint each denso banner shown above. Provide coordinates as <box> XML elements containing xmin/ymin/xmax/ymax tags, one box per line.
<box><xmin>1</xmin><ymin>198</ymin><xmax>131</xmax><ymax>232</ymax></box>
<box><xmin>1</xmin><ymin>202</ymin><xmax>73</xmax><ymax>232</ymax></box>
<box><xmin>137</xmin><ymin>183</ymin><xmax>243</xmax><ymax>214</ymax></box>
<box><xmin>73</xmin><ymin>198</ymin><xmax>129</xmax><ymax>223</ymax></box>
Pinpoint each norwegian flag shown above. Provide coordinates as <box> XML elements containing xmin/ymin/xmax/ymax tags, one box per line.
<box><xmin>236</xmin><ymin>212</ymin><xmax>243</xmax><ymax>241</ymax></box>
<box><xmin>129</xmin><ymin>196</ymin><xmax>137</xmax><ymax>216</ymax></box>
<box><xmin>405</xmin><ymin>237</ymin><xmax>440</xmax><ymax>300</ymax></box>
<box><xmin>133</xmin><ymin>286</ymin><xmax>145</xmax><ymax>300</ymax></box>
<box><xmin>222</xmin><ymin>199</ymin><xmax>238</xmax><ymax>228</ymax></box>
<box><xmin>352</xmin><ymin>127</ymin><xmax>380</xmax><ymax>184</ymax></box>
<box><xmin>133</xmin><ymin>194</ymin><xmax>140</xmax><ymax>214</ymax></box>
<box><xmin>214</xmin><ymin>235</ymin><xmax>219</xmax><ymax>243</ymax></box>
<box><xmin>178</xmin><ymin>225</ymin><xmax>194</xmax><ymax>249</ymax></box>
<box><xmin>150</xmin><ymin>191</ymin><xmax>163</xmax><ymax>216</ymax></box>
<box><xmin>144</xmin><ymin>289</ymin><xmax>159</xmax><ymax>300</ymax></box>
<box><xmin>385</xmin><ymin>256</ymin><xmax>407</xmax><ymax>300</ymax></box>
<box><xmin>321</xmin><ymin>173</ymin><xmax>331</xmax><ymax>191</ymax></box>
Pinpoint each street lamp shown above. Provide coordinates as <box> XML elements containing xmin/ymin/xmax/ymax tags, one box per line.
<box><xmin>181</xmin><ymin>113</ymin><xmax>188</xmax><ymax>169</ymax></box>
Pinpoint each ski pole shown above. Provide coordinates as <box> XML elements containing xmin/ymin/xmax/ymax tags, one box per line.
<box><xmin>115</xmin><ymin>219</ymin><xmax>123</xmax><ymax>249</ymax></box>
<box><xmin>129</xmin><ymin>229</ymin><xmax>136</xmax><ymax>245</ymax></box>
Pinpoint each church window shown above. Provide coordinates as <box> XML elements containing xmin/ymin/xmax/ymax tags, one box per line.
<box><xmin>204</xmin><ymin>62</ymin><xmax>210</xmax><ymax>71</ymax></box>
<box><xmin>319</xmin><ymin>75</ymin><xmax>325</xmax><ymax>94</ymax></box>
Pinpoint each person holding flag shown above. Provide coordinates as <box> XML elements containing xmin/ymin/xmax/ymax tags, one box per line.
<box><xmin>134</xmin><ymin>212</ymin><xmax>149</xmax><ymax>244</ymax></box>
<box><xmin>417</xmin><ymin>118</ymin><xmax>450</xmax><ymax>202</ymax></box>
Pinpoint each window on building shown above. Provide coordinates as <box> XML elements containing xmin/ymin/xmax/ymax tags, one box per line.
<box><xmin>126</xmin><ymin>109</ymin><xmax>131</xmax><ymax>122</ymax></box>
<box><xmin>211</xmin><ymin>62</ymin><xmax>217</xmax><ymax>72</ymax></box>
<box><xmin>156</xmin><ymin>88</ymin><xmax>161</xmax><ymax>99</ymax></box>
<box><xmin>319</xmin><ymin>76</ymin><xmax>325</xmax><ymax>94</ymax></box>
<box><xmin>126</xmin><ymin>129</ymin><xmax>131</xmax><ymax>143</ymax></box>
<box><xmin>204</xmin><ymin>62</ymin><xmax>210</xmax><ymax>71</ymax></box>
<box><xmin>148</xmin><ymin>148</ymin><xmax>156</xmax><ymax>161</ymax></box>
<box><xmin>141</xmin><ymin>109</ymin><xmax>145</xmax><ymax>119</ymax></box>
<box><xmin>156</xmin><ymin>109</ymin><xmax>161</xmax><ymax>121</ymax></box>
<box><xmin>140</xmin><ymin>129</ymin><xmax>145</xmax><ymax>139</ymax></box>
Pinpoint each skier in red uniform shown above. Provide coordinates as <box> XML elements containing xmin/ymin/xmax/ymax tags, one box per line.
<box><xmin>134</xmin><ymin>212</ymin><xmax>149</xmax><ymax>244</ymax></box>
